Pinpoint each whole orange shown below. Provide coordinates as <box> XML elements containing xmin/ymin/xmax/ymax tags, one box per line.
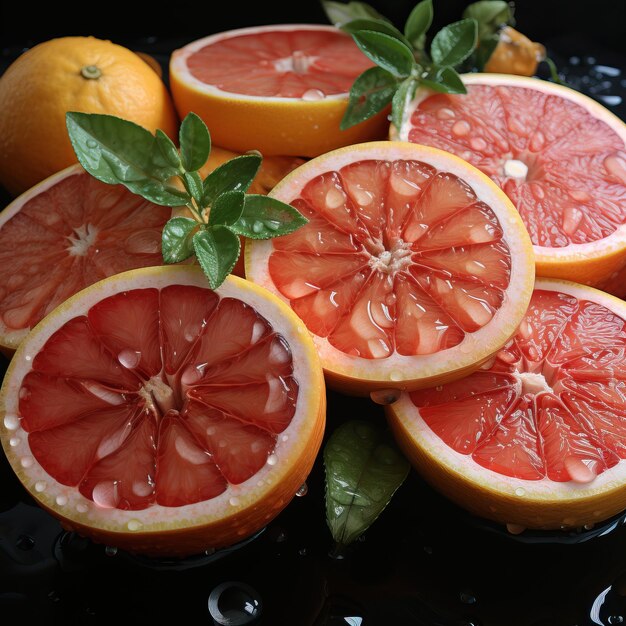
<box><xmin>0</xmin><ymin>36</ymin><xmax>179</xmax><ymax>196</ymax></box>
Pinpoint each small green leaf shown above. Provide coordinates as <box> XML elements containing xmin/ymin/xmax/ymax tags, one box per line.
<box><xmin>324</xmin><ymin>420</ymin><xmax>410</xmax><ymax>546</ymax></box>
<box><xmin>341</xmin><ymin>18</ymin><xmax>412</xmax><ymax>48</ymax></box>
<box><xmin>404</xmin><ymin>0</ymin><xmax>433</xmax><ymax>49</ymax></box>
<box><xmin>202</xmin><ymin>154</ymin><xmax>262</xmax><ymax>207</ymax></box>
<box><xmin>209</xmin><ymin>191</ymin><xmax>245</xmax><ymax>227</ymax></box>
<box><xmin>421</xmin><ymin>66</ymin><xmax>466</xmax><ymax>94</ymax></box>
<box><xmin>179</xmin><ymin>112</ymin><xmax>211</xmax><ymax>172</ymax></box>
<box><xmin>229</xmin><ymin>195</ymin><xmax>308</xmax><ymax>239</ymax></box>
<box><xmin>391</xmin><ymin>76</ymin><xmax>418</xmax><ymax>131</ymax></box>
<box><xmin>472</xmin><ymin>34</ymin><xmax>499</xmax><ymax>71</ymax></box>
<box><xmin>340</xmin><ymin>66</ymin><xmax>397</xmax><ymax>130</ymax></box>
<box><xmin>183</xmin><ymin>171</ymin><xmax>204</xmax><ymax>204</ymax></box>
<box><xmin>193</xmin><ymin>226</ymin><xmax>241</xmax><ymax>290</ymax></box>
<box><xmin>463</xmin><ymin>1</ymin><xmax>514</xmax><ymax>39</ymax></box>
<box><xmin>162</xmin><ymin>217</ymin><xmax>197</xmax><ymax>264</ymax></box>
<box><xmin>430</xmin><ymin>18</ymin><xmax>478</xmax><ymax>68</ymax></box>
<box><xmin>66</xmin><ymin>112</ymin><xmax>188</xmax><ymax>207</ymax></box>
<box><xmin>352</xmin><ymin>30</ymin><xmax>416</xmax><ymax>78</ymax></box>
<box><xmin>155</xmin><ymin>130</ymin><xmax>181</xmax><ymax>169</ymax></box>
<box><xmin>544</xmin><ymin>56</ymin><xmax>566</xmax><ymax>86</ymax></box>
<box><xmin>322</xmin><ymin>0</ymin><xmax>388</xmax><ymax>26</ymax></box>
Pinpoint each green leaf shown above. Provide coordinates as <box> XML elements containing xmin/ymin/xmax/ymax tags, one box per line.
<box><xmin>193</xmin><ymin>226</ymin><xmax>241</xmax><ymax>290</ymax></box>
<box><xmin>66</xmin><ymin>112</ymin><xmax>188</xmax><ymax>207</ymax></box>
<box><xmin>340</xmin><ymin>66</ymin><xmax>397</xmax><ymax>130</ymax></box>
<box><xmin>421</xmin><ymin>66</ymin><xmax>466</xmax><ymax>94</ymax></box>
<box><xmin>341</xmin><ymin>18</ymin><xmax>412</xmax><ymax>49</ymax></box>
<box><xmin>391</xmin><ymin>76</ymin><xmax>418</xmax><ymax>131</ymax></box>
<box><xmin>209</xmin><ymin>191</ymin><xmax>245</xmax><ymax>227</ymax></box>
<box><xmin>229</xmin><ymin>195</ymin><xmax>308</xmax><ymax>239</ymax></box>
<box><xmin>430</xmin><ymin>18</ymin><xmax>478</xmax><ymax>68</ymax></box>
<box><xmin>352</xmin><ymin>30</ymin><xmax>415</xmax><ymax>78</ymax></box>
<box><xmin>155</xmin><ymin>130</ymin><xmax>181</xmax><ymax>170</ymax></box>
<box><xmin>183</xmin><ymin>171</ymin><xmax>204</xmax><ymax>204</ymax></box>
<box><xmin>202</xmin><ymin>154</ymin><xmax>262</xmax><ymax>207</ymax></box>
<box><xmin>179</xmin><ymin>112</ymin><xmax>211</xmax><ymax>172</ymax></box>
<box><xmin>324</xmin><ymin>420</ymin><xmax>410</xmax><ymax>546</ymax></box>
<box><xmin>404</xmin><ymin>0</ymin><xmax>433</xmax><ymax>49</ymax></box>
<box><xmin>463</xmin><ymin>1</ymin><xmax>514</xmax><ymax>39</ymax></box>
<box><xmin>162</xmin><ymin>217</ymin><xmax>197</xmax><ymax>264</ymax></box>
<box><xmin>322</xmin><ymin>0</ymin><xmax>388</xmax><ymax>26</ymax></box>
<box><xmin>472</xmin><ymin>34</ymin><xmax>499</xmax><ymax>70</ymax></box>
<box><xmin>544</xmin><ymin>56</ymin><xmax>566</xmax><ymax>86</ymax></box>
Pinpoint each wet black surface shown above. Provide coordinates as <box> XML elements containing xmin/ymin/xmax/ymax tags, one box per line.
<box><xmin>2</xmin><ymin>23</ymin><xmax>626</xmax><ymax>626</ymax></box>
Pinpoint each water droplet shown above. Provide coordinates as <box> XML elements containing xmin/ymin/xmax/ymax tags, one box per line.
<box><xmin>20</xmin><ymin>456</ymin><xmax>33</xmax><ymax>468</ymax></box>
<box><xmin>9</xmin><ymin>436</ymin><xmax>21</xmax><ymax>447</ymax></box>
<box><xmin>207</xmin><ymin>581</ymin><xmax>262</xmax><ymax>625</ymax></box>
<box><xmin>436</xmin><ymin>107</ymin><xmax>455</xmax><ymax>120</ymax></box>
<box><xmin>608</xmin><ymin>616</ymin><xmax>624</xmax><ymax>625</ymax></box>
<box><xmin>204</xmin><ymin>547</ymin><xmax>216</xmax><ymax>556</ymax></box>
<box><xmin>295</xmin><ymin>483</ymin><xmax>308</xmax><ymax>497</ymax></box>
<box><xmin>56</xmin><ymin>495</ymin><xmax>68</xmax><ymax>506</ymax></box>
<box><xmin>302</xmin><ymin>88</ymin><xmax>325</xmax><ymax>101</ymax></box>
<box><xmin>389</xmin><ymin>370</ymin><xmax>403</xmax><ymax>382</ymax></box>
<box><xmin>118</xmin><ymin>349</ymin><xmax>141</xmax><ymax>369</ymax></box>
<box><xmin>470</xmin><ymin>137</ymin><xmax>487</xmax><ymax>151</ymax></box>
<box><xmin>266</xmin><ymin>454</ymin><xmax>278</xmax><ymax>466</ymax></box>
<box><xmin>370</xmin><ymin>388</ymin><xmax>401</xmax><ymax>405</ymax></box>
<box><xmin>92</xmin><ymin>481</ymin><xmax>119</xmax><ymax>509</ymax></box>
<box><xmin>452</xmin><ymin>120</ymin><xmax>471</xmax><ymax>136</ymax></box>
<box><xmin>516</xmin><ymin>487</ymin><xmax>527</xmax><ymax>497</ymax></box>
<box><xmin>104</xmin><ymin>546</ymin><xmax>118</xmax><ymax>557</ymax></box>
<box><xmin>34</xmin><ymin>480</ymin><xmax>47</xmax><ymax>492</ymax></box>
<box><xmin>298</xmin><ymin>547</ymin><xmax>307</xmax><ymax>556</ymax></box>
<box><xmin>459</xmin><ymin>590</ymin><xmax>477</xmax><ymax>605</ymax></box>
<box><xmin>584</xmin><ymin>523</ymin><xmax>595</xmax><ymax>531</ymax></box>
<box><xmin>16</xmin><ymin>534</ymin><xmax>35</xmax><ymax>550</ymax></box>
<box><xmin>252</xmin><ymin>220</ymin><xmax>264</xmax><ymax>233</ymax></box>
<box><xmin>4</xmin><ymin>414</ymin><xmax>20</xmax><ymax>430</ymax></box>
<box><xmin>281</xmin><ymin>434</ymin><xmax>289</xmax><ymax>442</ymax></box>
<box><xmin>86</xmin><ymin>139</ymin><xmax>98</xmax><ymax>149</ymax></box>
<box><xmin>264</xmin><ymin>220</ymin><xmax>280</xmax><ymax>231</ymax></box>
<box><xmin>229</xmin><ymin>496</ymin><xmax>240</xmax><ymax>506</ymax></box>
<box><xmin>47</xmin><ymin>590</ymin><xmax>61</xmax><ymax>603</ymax></box>
<box><xmin>506</xmin><ymin>523</ymin><xmax>526</xmax><ymax>535</ymax></box>
<box><xmin>127</xmin><ymin>519</ymin><xmax>143</xmax><ymax>531</ymax></box>
<box><xmin>599</xmin><ymin>95</ymin><xmax>623</xmax><ymax>106</ymax></box>
<box><xmin>76</xmin><ymin>503</ymin><xmax>88</xmax><ymax>513</ymax></box>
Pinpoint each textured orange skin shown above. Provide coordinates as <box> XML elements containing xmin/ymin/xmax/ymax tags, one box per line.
<box><xmin>484</xmin><ymin>26</ymin><xmax>546</xmax><ymax>77</ymax></box>
<box><xmin>47</xmin><ymin>388</ymin><xmax>326</xmax><ymax>557</ymax></box>
<box><xmin>0</xmin><ymin>37</ymin><xmax>179</xmax><ymax>196</ymax></box>
<box><xmin>386</xmin><ymin>403</ymin><xmax>626</xmax><ymax>529</ymax></box>
<box><xmin>170</xmin><ymin>63</ymin><xmax>390</xmax><ymax>158</ymax></box>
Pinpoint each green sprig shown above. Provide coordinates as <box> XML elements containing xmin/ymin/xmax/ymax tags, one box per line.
<box><xmin>66</xmin><ymin>111</ymin><xmax>307</xmax><ymax>290</ymax></box>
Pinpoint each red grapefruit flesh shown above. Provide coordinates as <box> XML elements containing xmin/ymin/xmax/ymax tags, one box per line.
<box><xmin>387</xmin><ymin>278</ymin><xmax>626</xmax><ymax>529</ymax></box>
<box><xmin>1</xmin><ymin>267</ymin><xmax>325</xmax><ymax>556</ymax></box>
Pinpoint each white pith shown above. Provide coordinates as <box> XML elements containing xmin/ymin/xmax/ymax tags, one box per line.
<box><xmin>390</xmin><ymin>278</ymin><xmax>626</xmax><ymax>514</ymax></box>
<box><xmin>0</xmin><ymin>266</ymin><xmax>322</xmax><ymax>533</ymax></box>
<box><xmin>246</xmin><ymin>141</ymin><xmax>535</xmax><ymax>389</ymax></box>
<box><xmin>393</xmin><ymin>73</ymin><xmax>626</xmax><ymax>265</ymax></box>
<box><xmin>170</xmin><ymin>24</ymin><xmax>352</xmax><ymax>103</ymax></box>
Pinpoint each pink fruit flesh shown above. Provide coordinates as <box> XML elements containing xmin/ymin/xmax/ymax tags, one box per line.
<box><xmin>408</xmin><ymin>84</ymin><xmax>626</xmax><ymax>247</ymax></box>
<box><xmin>268</xmin><ymin>159</ymin><xmax>512</xmax><ymax>359</ymax></box>
<box><xmin>186</xmin><ymin>29</ymin><xmax>375</xmax><ymax>98</ymax></box>
<box><xmin>0</xmin><ymin>173</ymin><xmax>170</xmax><ymax>333</ymax></box>
<box><xmin>18</xmin><ymin>286</ymin><xmax>298</xmax><ymax>510</ymax></box>
<box><xmin>410</xmin><ymin>289</ymin><xmax>626</xmax><ymax>482</ymax></box>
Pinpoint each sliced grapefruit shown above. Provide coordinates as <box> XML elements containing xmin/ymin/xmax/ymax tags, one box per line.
<box><xmin>245</xmin><ymin>141</ymin><xmax>535</xmax><ymax>395</ymax></box>
<box><xmin>0</xmin><ymin>153</ymin><xmax>301</xmax><ymax>353</ymax></box>
<box><xmin>387</xmin><ymin>278</ymin><xmax>626</xmax><ymax>530</ymax></box>
<box><xmin>0</xmin><ymin>265</ymin><xmax>325</xmax><ymax>557</ymax></box>
<box><xmin>393</xmin><ymin>74</ymin><xmax>626</xmax><ymax>296</ymax></box>
<box><xmin>169</xmin><ymin>25</ymin><xmax>389</xmax><ymax>157</ymax></box>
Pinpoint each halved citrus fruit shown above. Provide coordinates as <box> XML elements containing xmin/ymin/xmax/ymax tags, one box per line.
<box><xmin>387</xmin><ymin>278</ymin><xmax>626</xmax><ymax>530</ymax></box>
<box><xmin>393</xmin><ymin>74</ymin><xmax>626</xmax><ymax>296</ymax></box>
<box><xmin>169</xmin><ymin>25</ymin><xmax>389</xmax><ymax>157</ymax></box>
<box><xmin>0</xmin><ymin>265</ymin><xmax>325</xmax><ymax>556</ymax></box>
<box><xmin>245</xmin><ymin>141</ymin><xmax>535</xmax><ymax>395</ymax></box>
<box><xmin>0</xmin><ymin>153</ymin><xmax>301</xmax><ymax>354</ymax></box>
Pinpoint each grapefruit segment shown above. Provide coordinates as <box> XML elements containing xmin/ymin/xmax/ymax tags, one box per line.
<box><xmin>246</xmin><ymin>141</ymin><xmax>535</xmax><ymax>394</ymax></box>
<box><xmin>387</xmin><ymin>279</ymin><xmax>626</xmax><ymax>529</ymax></box>
<box><xmin>0</xmin><ymin>267</ymin><xmax>325</xmax><ymax>556</ymax></box>
<box><xmin>395</xmin><ymin>74</ymin><xmax>626</xmax><ymax>295</ymax></box>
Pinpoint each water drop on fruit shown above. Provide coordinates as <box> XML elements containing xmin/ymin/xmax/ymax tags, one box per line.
<box><xmin>127</xmin><ymin>519</ymin><xmax>143</xmax><ymax>531</ymax></box>
<box><xmin>267</xmin><ymin>454</ymin><xmax>278</xmax><ymax>466</ymax></box>
<box><xmin>9</xmin><ymin>436</ymin><xmax>20</xmax><ymax>447</ymax></box>
<box><xmin>370</xmin><ymin>388</ymin><xmax>401</xmax><ymax>405</ymax></box>
<box><xmin>506</xmin><ymin>523</ymin><xmax>526</xmax><ymax>535</ymax></box>
<box><xmin>118</xmin><ymin>349</ymin><xmax>141</xmax><ymax>369</ymax></box>
<box><xmin>295</xmin><ymin>482</ymin><xmax>308</xmax><ymax>497</ymax></box>
<box><xmin>104</xmin><ymin>546</ymin><xmax>118</xmax><ymax>557</ymax></box>
<box><xmin>56</xmin><ymin>495</ymin><xmax>68</xmax><ymax>506</ymax></box>
<box><xmin>515</xmin><ymin>487</ymin><xmax>526</xmax><ymax>496</ymax></box>
<box><xmin>452</xmin><ymin>120</ymin><xmax>471</xmax><ymax>136</ymax></box>
<box><xmin>302</xmin><ymin>88</ymin><xmax>325</xmax><ymax>101</ymax></box>
<box><xmin>229</xmin><ymin>496</ymin><xmax>240</xmax><ymax>506</ymax></box>
<box><xmin>35</xmin><ymin>480</ymin><xmax>46</xmax><ymax>492</ymax></box>
<box><xmin>20</xmin><ymin>456</ymin><xmax>33</xmax><ymax>468</ymax></box>
<box><xmin>76</xmin><ymin>503</ymin><xmax>88</xmax><ymax>513</ymax></box>
<box><xmin>4</xmin><ymin>414</ymin><xmax>19</xmax><ymax>430</ymax></box>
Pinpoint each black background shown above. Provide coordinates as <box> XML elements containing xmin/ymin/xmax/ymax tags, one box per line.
<box><xmin>2</xmin><ymin>1</ymin><xmax>626</xmax><ymax>625</ymax></box>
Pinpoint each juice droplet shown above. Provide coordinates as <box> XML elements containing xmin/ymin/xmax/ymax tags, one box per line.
<box><xmin>389</xmin><ymin>370</ymin><xmax>403</xmax><ymax>382</ymax></box>
<box><xmin>296</xmin><ymin>483</ymin><xmax>308</xmax><ymax>497</ymax></box>
<box><xmin>20</xmin><ymin>456</ymin><xmax>33</xmax><ymax>468</ymax></box>
<box><xmin>76</xmin><ymin>503</ymin><xmax>89</xmax><ymax>513</ymax></box>
<box><xmin>9</xmin><ymin>436</ymin><xmax>21</xmax><ymax>447</ymax></box>
<box><xmin>118</xmin><ymin>349</ymin><xmax>141</xmax><ymax>369</ymax></box>
<box><xmin>370</xmin><ymin>388</ymin><xmax>401</xmax><ymax>405</ymax></box>
<box><xmin>514</xmin><ymin>487</ymin><xmax>526</xmax><ymax>496</ymax></box>
<box><xmin>4</xmin><ymin>414</ymin><xmax>20</xmax><ymax>430</ymax></box>
<box><xmin>506</xmin><ymin>523</ymin><xmax>526</xmax><ymax>535</ymax></box>
<box><xmin>104</xmin><ymin>546</ymin><xmax>118</xmax><ymax>557</ymax></box>
<box><xmin>452</xmin><ymin>120</ymin><xmax>471</xmax><ymax>136</ymax></box>
<box><xmin>127</xmin><ymin>519</ymin><xmax>143</xmax><ymax>531</ymax></box>
<box><xmin>470</xmin><ymin>137</ymin><xmax>487</xmax><ymax>151</ymax></box>
<box><xmin>34</xmin><ymin>480</ymin><xmax>47</xmax><ymax>492</ymax></box>
<box><xmin>267</xmin><ymin>453</ymin><xmax>278</xmax><ymax>466</ymax></box>
<box><xmin>56</xmin><ymin>495</ymin><xmax>68</xmax><ymax>506</ymax></box>
<box><xmin>302</xmin><ymin>88</ymin><xmax>325</xmax><ymax>101</ymax></box>
<box><xmin>436</xmin><ymin>107</ymin><xmax>455</xmax><ymax>120</ymax></box>
<box><xmin>229</xmin><ymin>496</ymin><xmax>240</xmax><ymax>506</ymax></box>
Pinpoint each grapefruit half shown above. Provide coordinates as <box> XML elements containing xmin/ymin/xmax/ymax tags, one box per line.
<box><xmin>387</xmin><ymin>278</ymin><xmax>626</xmax><ymax>530</ymax></box>
<box><xmin>0</xmin><ymin>266</ymin><xmax>325</xmax><ymax>556</ymax></box>
<box><xmin>393</xmin><ymin>74</ymin><xmax>626</xmax><ymax>295</ymax></box>
<box><xmin>169</xmin><ymin>25</ymin><xmax>389</xmax><ymax>157</ymax></box>
<box><xmin>246</xmin><ymin>141</ymin><xmax>535</xmax><ymax>395</ymax></box>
